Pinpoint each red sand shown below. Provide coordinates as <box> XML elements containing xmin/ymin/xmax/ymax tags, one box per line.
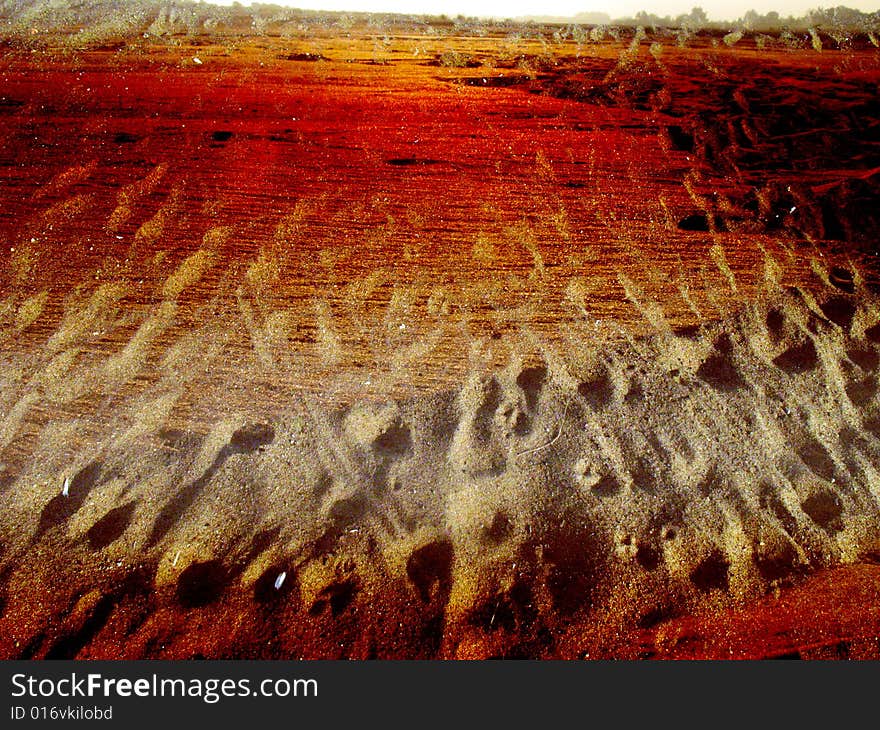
<box><xmin>2</xmin><ymin>23</ymin><xmax>880</xmax><ymax>659</ymax></box>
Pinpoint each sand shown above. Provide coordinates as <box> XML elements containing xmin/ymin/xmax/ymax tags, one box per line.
<box><xmin>1</xmin><ymin>4</ymin><xmax>880</xmax><ymax>659</ymax></box>
<box><xmin>3</xmin><ymin>276</ymin><xmax>880</xmax><ymax>658</ymax></box>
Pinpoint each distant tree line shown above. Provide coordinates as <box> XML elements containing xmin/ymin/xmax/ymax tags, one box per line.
<box><xmin>613</xmin><ymin>5</ymin><xmax>880</xmax><ymax>31</ymax></box>
<box><xmin>1</xmin><ymin>0</ymin><xmax>878</xmax><ymax>46</ymax></box>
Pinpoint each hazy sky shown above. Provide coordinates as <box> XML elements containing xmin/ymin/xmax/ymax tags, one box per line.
<box><xmin>212</xmin><ymin>0</ymin><xmax>879</xmax><ymax>22</ymax></box>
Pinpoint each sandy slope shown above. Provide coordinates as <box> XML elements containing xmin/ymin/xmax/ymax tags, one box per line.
<box><xmin>3</xmin><ymin>270</ymin><xmax>880</xmax><ymax>658</ymax></box>
<box><xmin>1</xmin><ymin>11</ymin><xmax>880</xmax><ymax>658</ymax></box>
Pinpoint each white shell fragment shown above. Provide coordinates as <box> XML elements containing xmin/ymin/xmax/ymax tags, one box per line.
<box><xmin>61</xmin><ymin>475</ymin><xmax>70</xmax><ymax>497</ymax></box>
<box><xmin>274</xmin><ymin>571</ymin><xmax>287</xmax><ymax>590</ymax></box>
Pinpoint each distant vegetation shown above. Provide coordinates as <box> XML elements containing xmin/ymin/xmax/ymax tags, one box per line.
<box><xmin>0</xmin><ymin>0</ymin><xmax>878</xmax><ymax>48</ymax></box>
<box><xmin>612</xmin><ymin>5</ymin><xmax>880</xmax><ymax>32</ymax></box>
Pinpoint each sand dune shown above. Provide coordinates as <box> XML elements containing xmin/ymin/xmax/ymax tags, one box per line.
<box><xmin>3</xmin><ymin>274</ymin><xmax>880</xmax><ymax>658</ymax></box>
<box><xmin>1</xmin><ymin>7</ymin><xmax>880</xmax><ymax>658</ymax></box>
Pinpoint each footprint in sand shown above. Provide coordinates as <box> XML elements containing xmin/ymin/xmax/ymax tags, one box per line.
<box><xmin>85</xmin><ymin>501</ymin><xmax>138</xmax><ymax>550</ymax></box>
<box><xmin>696</xmin><ymin>333</ymin><xmax>748</xmax><ymax>391</ymax></box>
<box><xmin>406</xmin><ymin>539</ymin><xmax>454</xmax><ymax>605</ymax></box>
<box><xmin>34</xmin><ymin>461</ymin><xmax>104</xmax><ymax>542</ymax></box>
<box><xmin>175</xmin><ymin>559</ymin><xmax>230</xmax><ymax>609</ymax></box>
<box><xmin>147</xmin><ymin>422</ymin><xmax>275</xmax><ymax>547</ymax></box>
<box><xmin>576</xmin><ymin>366</ymin><xmax>616</xmax><ymax>410</ymax></box>
<box><xmin>773</xmin><ymin>339</ymin><xmax>819</xmax><ymax>374</ymax></box>
<box><xmin>308</xmin><ymin>579</ymin><xmax>358</xmax><ymax>617</ymax></box>
<box><xmin>449</xmin><ymin>364</ymin><xmax>550</xmax><ymax>478</ymax></box>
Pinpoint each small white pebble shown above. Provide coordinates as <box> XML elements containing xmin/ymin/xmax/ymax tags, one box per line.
<box><xmin>61</xmin><ymin>475</ymin><xmax>70</xmax><ymax>497</ymax></box>
<box><xmin>192</xmin><ymin>57</ymin><xmax>202</xmax><ymax>65</ymax></box>
<box><xmin>172</xmin><ymin>550</ymin><xmax>180</xmax><ymax>568</ymax></box>
<box><xmin>274</xmin><ymin>572</ymin><xmax>287</xmax><ymax>590</ymax></box>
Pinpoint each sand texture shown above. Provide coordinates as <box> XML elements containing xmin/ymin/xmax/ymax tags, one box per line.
<box><xmin>1</xmin><ymin>4</ymin><xmax>880</xmax><ymax>658</ymax></box>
